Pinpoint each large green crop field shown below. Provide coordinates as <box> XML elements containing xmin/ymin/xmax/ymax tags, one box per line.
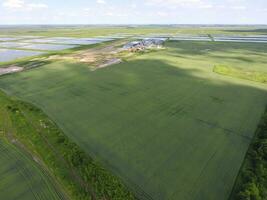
<box><xmin>0</xmin><ymin>41</ymin><xmax>267</xmax><ymax>199</ymax></box>
<box><xmin>0</xmin><ymin>139</ymin><xmax>65</xmax><ymax>200</ymax></box>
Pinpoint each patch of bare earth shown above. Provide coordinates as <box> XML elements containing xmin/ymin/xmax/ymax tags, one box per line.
<box><xmin>95</xmin><ymin>58</ymin><xmax>122</xmax><ymax>70</ymax></box>
<box><xmin>0</xmin><ymin>66</ymin><xmax>23</xmax><ymax>76</ymax></box>
<box><xmin>47</xmin><ymin>40</ymin><xmax>127</xmax><ymax>70</ymax></box>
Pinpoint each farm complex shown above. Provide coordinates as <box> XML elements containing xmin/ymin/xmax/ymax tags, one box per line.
<box><xmin>0</xmin><ymin>25</ymin><xmax>267</xmax><ymax>200</ymax></box>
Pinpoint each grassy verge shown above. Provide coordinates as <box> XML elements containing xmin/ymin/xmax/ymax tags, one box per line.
<box><xmin>213</xmin><ymin>65</ymin><xmax>267</xmax><ymax>84</ymax></box>
<box><xmin>230</xmin><ymin>106</ymin><xmax>267</xmax><ymax>200</ymax></box>
<box><xmin>0</xmin><ymin>90</ymin><xmax>135</xmax><ymax>200</ymax></box>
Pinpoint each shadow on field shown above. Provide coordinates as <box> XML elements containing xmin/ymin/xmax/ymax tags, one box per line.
<box><xmin>0</xmin><ymin>56</ymin><xmax>267</xmax><ymax>200</ymax></box>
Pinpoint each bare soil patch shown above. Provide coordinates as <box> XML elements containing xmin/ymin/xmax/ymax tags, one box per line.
<box><xmin>47</xmin><ymin>40</ymin><xmax>127</xmax><ymax>70</ymax></box>
<box><xmin>0</xmin><ymin>66</ymin><xmax>23</xmax><ymax>76</ymax></box>
<box><xmin>96</xmin><ymin>58</ymin><xmax>122</xmax><ymax>70</ymax></box>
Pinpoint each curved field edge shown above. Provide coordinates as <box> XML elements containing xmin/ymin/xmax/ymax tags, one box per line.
<box><xmin>0</xmin><ymin>101</ymin><xmax>66</xmax><ymax>199</ymax></box>
<box><xmin>0</xmin><ymin>139</ymin><xmax>66</xmax><ymax>200</ymax></box>
<box><xmin>0</xmin><ymin>90</ymin><xmax>135</xmax><ymax>200</ymax></box>
<box><xmin>230</xmin><ymin>106</ymin><xmax>267</xmax><ymax>200</ymax></box>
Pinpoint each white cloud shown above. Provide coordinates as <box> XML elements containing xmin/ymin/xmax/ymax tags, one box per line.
<box><xmin>3</xmin><ymin>0</ymin><xmax>24</xmax><ymax>9</ymax></box>
<box><xmin>145</xmin><ymin>0</ymin><xmax>218</xmax><ymax>10</ymax></box>
<box><xmin>156</xmin><ymin>11</ymin><xmax>169</xmax><ymax>17</ymax></box>
<box><xmin>130</xmin><ymin>3</ymin><xmax>137</xmax><ymax>9</ymax></box>
<box><xmin>231</xmin><ymin>6</ymin><xmax>246</xmax><ymax>10</ymax></box>
<box><xmin>28</xmin><ymin>3</ymin><xmax>47</xmax><ymax>9</ymax></box>
<box><xmin>146</xmin><ymin>0</ymin><xmax>202</xmax><ymax>7</ymax></box>
<box><xmin>199</xmin><ymin>4</ymin><xmax>213</xmax><ymax>9</ymax></box>
<box><xmin>83</xmin><ymin>7</ymin><xmax>91</xmax><ymax>12</ymax></box>
<box><xmin>96</xmin><ymin>0</ymin><xmax>106</xmax><ymax>4</ymax></box>
<box><xmin>2</xmin><ymin>0</ymin><xmax>48</xmax><ymax>10</ymax></box>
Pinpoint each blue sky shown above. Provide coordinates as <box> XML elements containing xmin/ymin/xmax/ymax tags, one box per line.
<box><xmin>0</xmin><ymin>0</ymin><xmax>267</xmax><ymax>24</ymax></box>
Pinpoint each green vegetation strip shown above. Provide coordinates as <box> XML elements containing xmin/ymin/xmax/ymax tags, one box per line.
<box><xmin>0</xmin><ymin>140</ymin><xmax>65</xmax><ymax>200</ymax></box>
<box><xmin>0</xmin><ymin>93</ymin><xmax>66</xmax><ymax>200</ymax></box>
<box><xmin>231</xmin><ymin>106</ymin><xmax>267</xmax><ymax>200</ymax></box>
<box><xmin>213</xmin><ymin>65</ymin><xmax>267</xmax><ymax>83</ymax></box>
<box><xmin>0</xmin><ymin>91</ymin><xmax>134</xmax><ymax>200</ymax></box>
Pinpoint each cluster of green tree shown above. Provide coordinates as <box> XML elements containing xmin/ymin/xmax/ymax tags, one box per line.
<box><xmin>231</xmin><ymin>107</ymin><xmax>267</xmax><ymax>200</ymax></box>
<box><xmin>6</xmin><ymin>96</ymin><xmax>135</xmax><ymax>200</ymax></box>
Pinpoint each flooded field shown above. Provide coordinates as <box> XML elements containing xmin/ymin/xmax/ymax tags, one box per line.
<box><xmin>213</xmin><ymin>36</ymin><xmax>267</xmax><ymax>43</ymax></box>
<box><xmin>51</xmin><ymin>38</ymin><xmax>113</xmax><ymax>45</ymax></box>
<box><xmin>20</xmin><ymin>37</ymin><xmax>114</xmax><ymax>45</ymax></box>
<box><xmin>169</xmin><ymin>35</ymin><xmax>267</xmax><ymax>43</ymax></box>
<box><xmin>22</xmin><ymin>43</ymin><xmax>78</xmax><ymax>51</ymax></box>
<box><xmin>0</xmin><ymin>37</ymin><xmax>21</xmax><ymax>42</ymax></box>
<box><xmin>51</xmin><ymin>39</ymin><xmax>103</xmax><ymax>45</ymax></box>
<box><xmin>0</xmin><ymin>42</ymin><xmax>28</xmax><ymax>48</ymax></box>
<box><xmin>214</xmin><ymin>39</ymin><xmax>267</xmax><ymax>43</ymax></box>
<box><xmin>0</xmin><ymin>49</ymin><xmax>44</xmax><ymax>62</ymax></box>
<box><xmin>21</xmin><ymin>38</ymin><xmax>58</xmax><ymax>43</ymax></box>
<box><xmin>0</xmin><ymin>36</ymin><xmax>116</xmax><ymax>63</ymax></box>
<box><xmin>170</xmin><ymin>37</ymin><xmax>211</xmax><ymax>41</ymax></box>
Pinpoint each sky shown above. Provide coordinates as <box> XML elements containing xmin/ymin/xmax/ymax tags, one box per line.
<box><xmin>0</xmin><ymin>0</ymin><xmax>267</xmax><ymax>24</ymax></box>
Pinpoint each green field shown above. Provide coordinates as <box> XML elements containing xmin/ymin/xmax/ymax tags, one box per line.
<box><xmin>0</xmin><ymin>41</ymin><xmax>267</xmax><ymax>200</ymax></box>
<box><xmin>0</xmin><ymin>139</ymin><xmax>65</xmax><ymax>200</ymax></box>
<box><xmin>1</xmin><ymin>25</ymin><xmax>267</xmax><ymax>37</ymax></box>
<box><xmin>213</xmin><ymin>65</ymin><xmax>267</xmax><ymax>84</ymax></box>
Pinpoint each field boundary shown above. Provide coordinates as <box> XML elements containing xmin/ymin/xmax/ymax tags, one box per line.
<box><xmin>0</xmin><ymin>100</ymin><xmax>68</xmax><ymax>200</ymax></box>
<box><xmin>229</xmin><ymin>105</ymin><xmax>267</xmax><ymax>199</ymax></box>
<box><xmin>0</xmin><ymin>90</ymin><xmax>135</xmax><ymax>200</ymax></box>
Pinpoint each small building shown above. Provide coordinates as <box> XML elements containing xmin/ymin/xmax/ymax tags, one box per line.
<box><xmin>143</xmin><ymin>38</ymin><xmax>165</xmax><ymax>47</ymax></box>
<box><xmin>123</xmin><ymin>41</ymin><xmax>142</xmax><ymax>49</ymax></box>
<box><xmin>123</xmin><ymin>38</ymin><xmax>166</xmax><ymax>51</ymax></box>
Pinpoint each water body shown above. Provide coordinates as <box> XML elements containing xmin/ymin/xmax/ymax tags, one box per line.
<box><xmin>21</xmin><ymin>37</ymin><xmax>113</xmax><ymax>45</ymax></box>
<box><xmin>21</xmin><ymin>39</ymin><xmax>58</xmax><ymax>43</ymax></box>
<box><xmin>0</xmin><ymin>42</ymin><xmax>29</xmax><ymax>48</ymax></box>
<box><xmin>22</xmin><ymin>43</ymin><xmax>78</xmax><ymax>51</ymax></box>
<box><xmin>214</xmin><ymin>39</ymin><xmax>267</xmax><ymax>43</ymax></box>
<box><xmin>170</xmin><ymin>37</ymin><xmax>212</xmax><ymax>41</ymax></box>
<box><xmin>170</xmin><ymin>36</ymin><xmax>267</xmax><ymax>43</ymax></box>
<box><xmin>0</xmin><ymin>49</ymin><xmax>44</xmax><ymax>62</ymax></box>
<box><xmin>0</xmin><ymin>37</ymin><xmax>21</xmax><ymax>42</ymax></box>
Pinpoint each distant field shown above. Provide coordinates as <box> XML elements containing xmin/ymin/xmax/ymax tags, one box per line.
<box><xmin>1</xmin><ymin>25</ymin><xmax>267</xmax><ymax>65</ymax></box>
<box><xmin>213</xmin><ymin>65</ymin><xmax>267</xmax><ymax>83</ymax></box>
<box><xmin>0</xmin><ymin>140</ymin><xmax>64</xmax><ymax>200</ymax></box>
<box><xmin>0</xmin><ymin>41</ymin><xmax>267</xmax><ymax>199</ymax></box>
<box><xmin>1</xmin><ymin>25</ymin><xmax>267</xmax><ymax>37</ymax></box>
